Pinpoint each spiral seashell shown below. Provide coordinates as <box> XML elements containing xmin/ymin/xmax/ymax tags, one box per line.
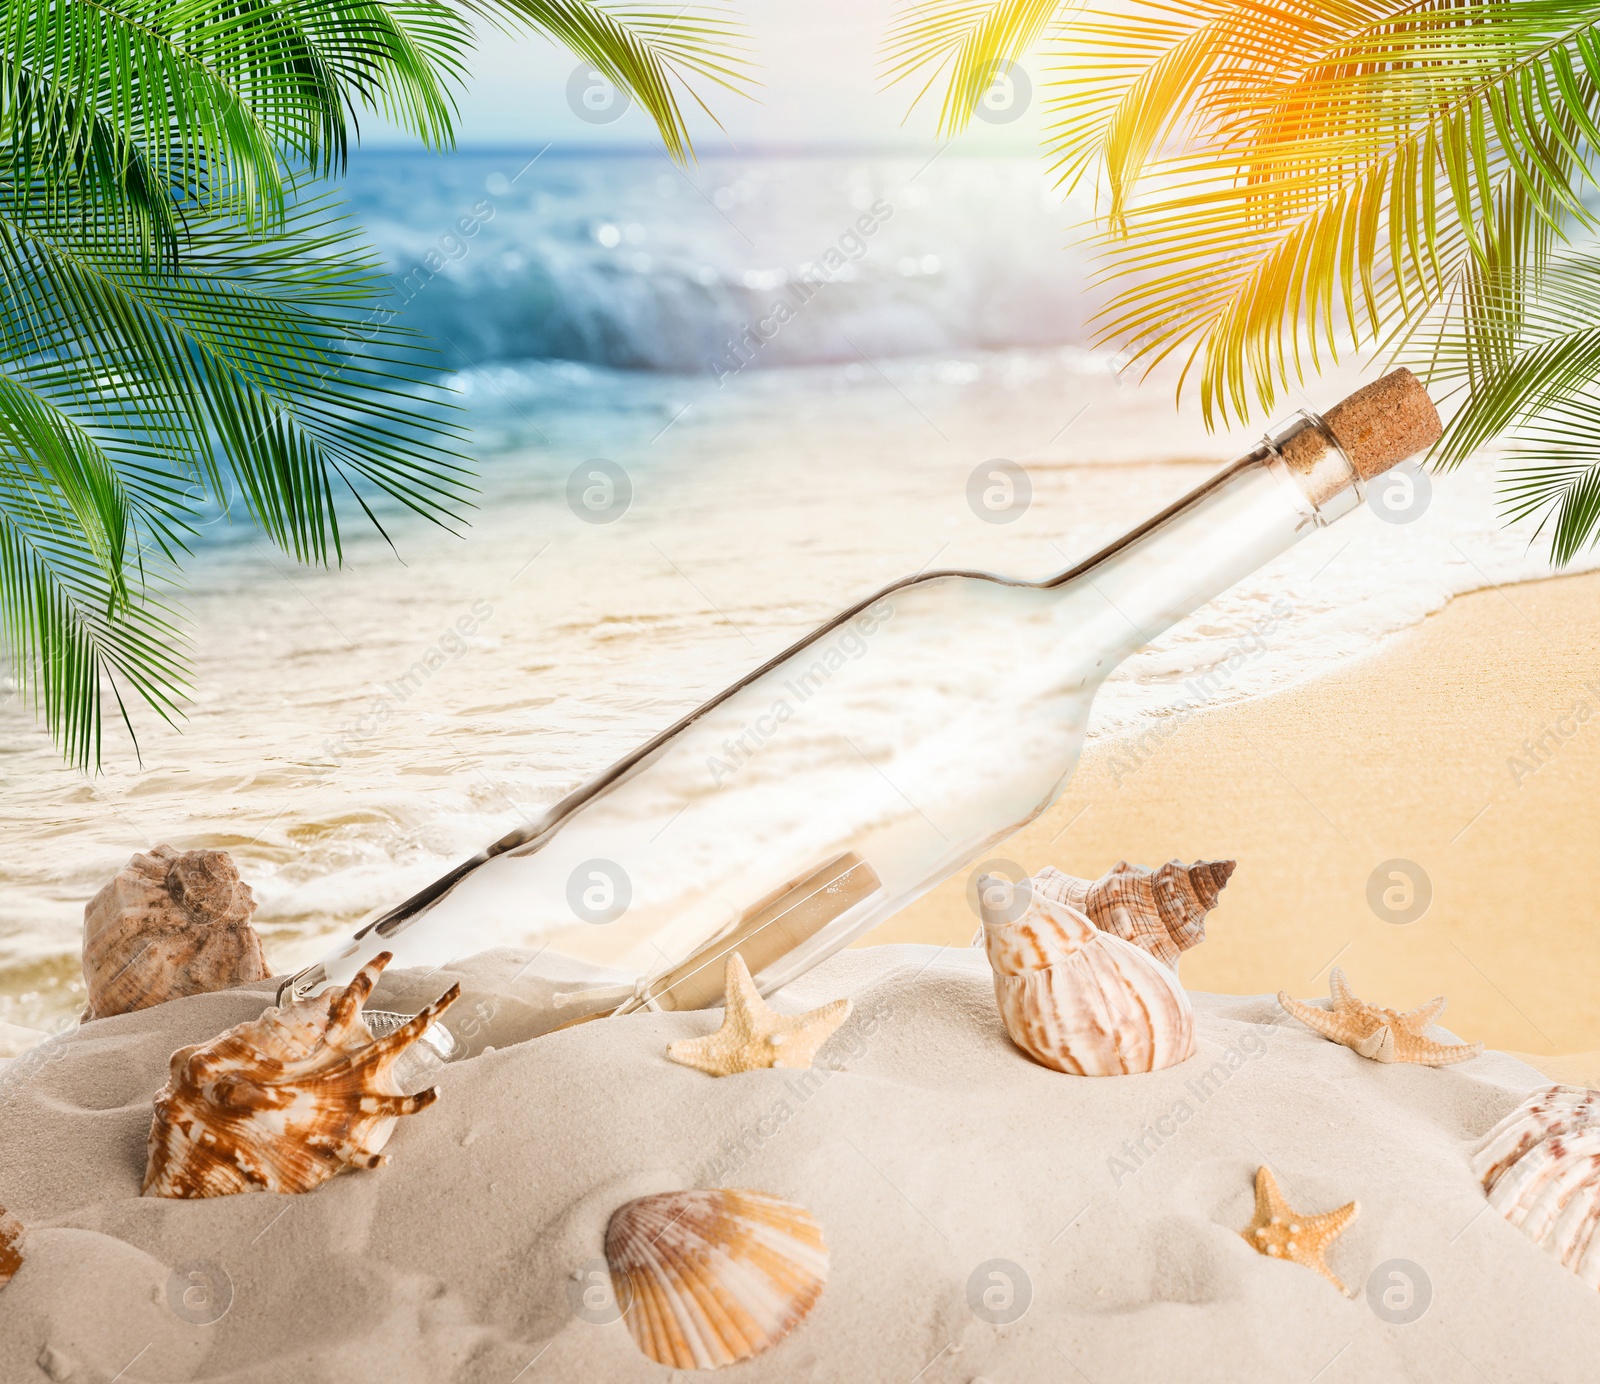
<box><xmin>1471</xmin><ymin>1085</ymin><xmax>1600</xmax><ymax>1289</ymax></box>
<box><xmin>980</xmin><ymin>875</ymin><xmax>1195</xmax><ymax>1076</ymax></box>
<box><xmin>1032</xmin><ymin>858</ymin><xmax>1234</xmax><ymax>970</ymax></box>
<box><xmin>605</xmin><ymin>1188</ymin><xmax>828</xmax><ymax>1369</ymax></box>
<box><xmin>142</xmin><ymin>952</ymin><xmax>459</xmax><ymax>1198</ymax></box>
<box><xmin>0</xmin><ymin>1204</ymin><xmax>22</xmax><ymax>1289</ymax></box>
<box><xmin>82</xmin><ymin>845</ymin><xmax>267</xmax><ymax>1020</ymax></box>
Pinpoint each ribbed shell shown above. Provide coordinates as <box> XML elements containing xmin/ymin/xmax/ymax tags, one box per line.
<box><xmin>1471</xmin><ymin>1085</ymin><xmax>1600</xmax><ymax>1289</ymax></box>
<box><xmin>82</xmin><ymin>845</ymin><xmax>267</xmax><ymax>1020</ymax></box>
<box><xmin>0</xmin><ymin>1204</ymin><xmax>22</xmax><ymax>1289</ymax></box>
<box><xmin>1032</xmin><ymin>858</ymin><xmax>1234</xmax><ymax>970</ymax></box>
<box><xmin>142</xmin><ymin>952</ymin><xmax>459</xmax><ymax>1198</ymax></box>
<box><xmin>605</xmin><ymin>1188</ymin><xmax>828</xmax><ymax>1369</ymax></box>
<box><xmin>981</xmin><ymin>878</ymin><xmax>1195</xmax><ymax>1076</ymax></box>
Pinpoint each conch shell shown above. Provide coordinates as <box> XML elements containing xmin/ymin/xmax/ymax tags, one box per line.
<box><xmin>1471</xmin><ymin>1085</ymin><xmax>1600</xmax><ymax>1289</ymax></box>
<box><xmin>980</xmin><ymin>875</ymin><xmax>1195</xmax><ymax>1076</ymax></box>
<box><xmin>606</xmin><ymin>1188</ymin><xmax>828</xmax><ymax>1369</ymax></box>
<box><xmin>1032</xmin><ymin>859</ymin><xmax>1234</xmax><ymax>970</ymax></box>
<box><xmin>83</xmin><ymin>845</ymin><xmax>267</xmax><ymax>1020</ymax></box>
<box><xmin>0</xmin><ymin>1205</ymin><xmax>22</xmax><ymax>1289</ymax></box>
<box><xmin>142</xmin><ymin>952</ymin><xmax>458</xmax><ymax>1198</ymax></box>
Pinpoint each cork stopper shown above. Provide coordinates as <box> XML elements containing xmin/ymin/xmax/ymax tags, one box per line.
<box><xmin>1321</xmin><ymin>367</ymin><xmax>1442</xmax><ymax>479</ymax></box>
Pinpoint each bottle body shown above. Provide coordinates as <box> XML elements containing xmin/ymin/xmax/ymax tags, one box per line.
<box><xmin>289</xmin><ymin>426</ymin><xmax>1356</xmax><ymax>1014</ymax></box>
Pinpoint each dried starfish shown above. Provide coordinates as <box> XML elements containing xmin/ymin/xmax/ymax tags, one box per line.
<box><xmin>666</xmin><ymin>952</ymin><xmax>850</xmax><ymax>1077</ymax></box>
<box><xmin>1241</xmin><ymin>1165</ymin><xmax>1359</xmax><ymax>1293</ymax></box>
<box><xmin>1277</xmin><ymin>967</ymin><xmax>1483</xmax><ymax>1067</ymax></box>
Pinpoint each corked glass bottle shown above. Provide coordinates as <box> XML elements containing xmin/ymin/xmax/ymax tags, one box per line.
<box><xmin>283</xmin><ymin>370</ymin><xmax>1441</xmax><ymax>1029</ymax></box>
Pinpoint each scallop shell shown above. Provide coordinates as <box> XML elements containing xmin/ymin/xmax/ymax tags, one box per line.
<box><xmin>142</xmin><ymin>952</ymin><xmax>459</xmax><ymax>1198</ymax></box>
<box><xmin>605</xmin><ymin>1188</ymin><xmax>828</xmax><ymax>1369</ymax></box>
<box><xmin>1471</xmin><ymin>1085</ymin><xmax>1600</xmax><ymax>1288</ymax></box>
<box><xmin>83</xmin><ymin>845</ymin><xmax>267</xmax><ymax>1020</ymax></box>
<box><xmin>1032</xmin><ymin>858</ymin><xmax>1234</xmax><ymax>970</ymax></box>
<box><xmin>980</xmin><ymin>875</ymin><xmax>1195</xmax><ymax>1075</ymax></box>
<box><xmin>0</xmin><ymin>1205</ymin><xmax>22</xmax><ymax>1289</ymax></box>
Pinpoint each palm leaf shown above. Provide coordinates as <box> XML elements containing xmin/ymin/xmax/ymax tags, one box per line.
<box><xmin>1500</xmin><ymin>397</ymin><xmax>1600</xmax><ymax>565</ymax></box>
<box><xmin>465</xmin><ymin>1</ymin><xmax>755</xmax><ymax>160</ymax></box>
<box><xmin>1</xmin><ymin>0</ymin><xmax>472</xmax><ymax>237</ymax></box>
<box><xmin>1031</xmin><ymin>4</ymin><xmax>1600</xmax><ymax>423</ymax></box>
<box><xmin>0</xmin><ymin>0</ymin><xmax>751</xmax><ymax>768</ymax></box>
<box><xmin>0</xmin><ymin>471</ymin><xmax>188</xmax><ymax>769</ymax></box>
<box><xmin>1</xmin><ymin>184</ymin><xmax>473</xmax><ymax>565</ymax></box>
<box><xmin>882</xmin><ymin>0</ymin><xmax>1068</xmax><ymax>136</ymax></box>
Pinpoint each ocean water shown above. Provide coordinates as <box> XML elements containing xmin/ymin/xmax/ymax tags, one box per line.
<box><xmin>0</xmin><ymin>150</ymin><xmax>1587</xmax><ymax>1030</ymax></box>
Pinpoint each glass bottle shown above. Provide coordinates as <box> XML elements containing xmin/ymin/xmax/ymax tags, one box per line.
<box><xmin>283</xmin><ymin>370</ymin><xmax>1439</xmax><ymax>1026</ymax></box>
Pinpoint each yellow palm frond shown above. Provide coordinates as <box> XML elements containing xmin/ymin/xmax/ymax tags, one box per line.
<box><xmin>1047</xmin><ymin>3</ymin><xmax>1600</xmax><ymax>423</ymax></box>
<box><xmin>882</xmin><ymin>0</ymin><xmax>1075</xmax><ymax>135</ymax></box>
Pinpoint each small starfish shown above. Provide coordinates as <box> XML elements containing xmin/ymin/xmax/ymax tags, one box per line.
<box><xmin>666</xmin><ymin>952</ymin><xmax>851</xmax><ymax>1077</ymax></box>
<box><xmin>1240</xmin><ymin>1165</ymin><xmax>1359</xmax><ymax>1293</ymax></box>
<box><xmin>1277</xmin><ymin>967</ymin><xmax>1483</xmax><ymax>1066</ymax></box>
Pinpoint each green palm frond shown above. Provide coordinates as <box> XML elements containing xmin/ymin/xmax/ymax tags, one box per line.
<box><xmin>1499</xmin><ymin>395</ymin><xmax>1600</xmax><ymax>564</ymax></box>
<box><xmin>2</xmin><ymin>0</ymin><xmax>472</xmax><ymax>234</ymax></box>
<box><xmin>882</xmin><ymin>1</ymin><xmax>1067</xmax><ymax>136</ymax></box>
<box><xmin>1</xmin><ymin>0</ymin><xmax>753</xmax><ymax>768</ymax></box>
<box><xmin>0</xmin><ymin>498</ymin><xmax>189</xmax><ymax>769</ymax></box>
<box><xmin>0</xmin><ymin>182</ymin><xmax>471</xmax><ymax>765</ymax></box>
<box><xmin>1421</xmin><ymin>251</ymin><xmax>1600</xmax><ymax>562</ymax></box>
<box><xmin>465</xmin><ymin>1</ymin><xmax>755</xmax><ymax>160</ymax></box>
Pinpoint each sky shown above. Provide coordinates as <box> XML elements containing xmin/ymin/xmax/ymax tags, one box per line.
<box><xmin>366</xmin><ymin>1</ymin><xmax>1052</xmax><ymax>154</ymax></box>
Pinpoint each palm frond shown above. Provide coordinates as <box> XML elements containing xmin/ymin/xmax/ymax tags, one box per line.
<box><xmin>882</xmin><ymin>0</ymin><xmax>1068</xmax><ymax>136</ymax></box>
<box><xmin>465</xmin><ymin>0</ymin><xmax>755</xmax><ymax>160</ymax></box>
<box><xmin>0</xmin><ymin>475</ymin><xmax>188</xmax><ymax>770</ymax></box>
<box><xmin>1499</xmin><ymin>396</ymin><xmax>1600</xmax><ymax>564</ymax></box>
<box><xmin>0</xmin><ymin>375</ymin><xmax>131</xmax><ymax>601</ymax></box>
<box><xmin>1030</xmin><ymin>3</ymin><xmax>1600</xmax><ymax>425</ymax></box>
<box><xmin>1</xmin><ymin>184</ymin><xmax>474</xmax><ymax>566</ymax></box>
<box><xmin>0</xmin><ymin>179</ymin><xmax>471</xmax><ymax>764</ymax></box>
<box><xmin>0</xmin><ymin>0</ymin><xmax>753</xmax><ymax>767</ymax></box>
<box><xmin>1417</xmin><ymin>249</ymin><xmax>1600</xmax><ymax>563</ymax></box>
<box><xmin>0</xmin><ymin>0</ymin><xmax>473</xmax><ymax>234</ymax></box>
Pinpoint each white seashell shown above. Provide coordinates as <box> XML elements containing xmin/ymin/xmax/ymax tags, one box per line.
<box><xmin>82</xmin><ymin>845</ymin><xmax>267</xmax><ymax>1020</ymax></box>
<box><xmin>142</xmin><ymin>952</ymin><xmax>458</xmax><ymax>1198</ymax></box>
<box><xmin>1471</xmin><ymin>1085</ymin><xmax>1600</xmax><ymax>1289</ymax></box>
<box><xmin>979</xmin><ymin>875</ymin><xmax>1195</xmax><ymax>1076</ymax></box>
<box><xmin>605</xmin><ymin>1188</ymin><xmax>828</xmax><ymax>1369</ymax></box>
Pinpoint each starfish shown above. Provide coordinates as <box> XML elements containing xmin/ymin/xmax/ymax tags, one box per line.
<box><xmin>1240</xmin><ymin>1165</ymin><xmax>1359</xmax><ymax>1293</ymax></box>
<box><xmin>1277</xmin><ymin>967</ymin><xmax>1483</xmax><ymax>1067</ymax></box>
<box><xmin>666</xmin><ymin>952</ymin><xmax>851</xmax><ymax>1077</ymax></box>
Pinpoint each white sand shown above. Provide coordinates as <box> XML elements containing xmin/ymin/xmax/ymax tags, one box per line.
<box><xmin>0</xmin><ymin>944</ymin><xmax>1594</xmax><ymax>1382</ymax></box>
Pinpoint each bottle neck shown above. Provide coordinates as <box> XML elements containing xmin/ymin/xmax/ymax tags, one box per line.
<box><xmin>1054</xmin><ymin>413</ymin><xmax>1361</xmax><ymax>665</ymax></box>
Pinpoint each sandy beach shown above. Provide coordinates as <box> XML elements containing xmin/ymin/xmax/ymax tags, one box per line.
<box><xmin>1</xmin><ymin>944</ymin><xmax>1593</xmax><ymax>1383</ymax></box>
<box><xmin>874</xmin><ymin>568</ymin><xmax>1600</xmax><ymax>1072</ymax></box>
<box><xmin>3</xmin><ymin>576</ymin><xmax>1599</xmax><ymax>1379</ymax></box>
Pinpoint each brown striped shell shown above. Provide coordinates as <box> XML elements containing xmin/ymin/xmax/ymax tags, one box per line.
<box><xmin>605</xmin><ymin>1188</ymin><xmax>828</xmax><ymax>1369</ymax></box>
<box><xmin>1471</xmin><ymin>1085</ymin><xmax>1600</xmax><ymax>1290</ymax></box>
<box><xmin>142</xmin><ymin>952</ymin><xmax>458</xmax><ymax>1198</ymax></box>
<box><xmin>980</xmin><ymin>876</ymin><xmax>1195</xmax><ymax>1076</ymax></box>
<box><xmin>1032</xmin><ymin>858</ymin><xmax>1234</xmax><ymax>970</ymax></box>
<box><xmin>82</xmin><ymin>845</ymin><xmax>267</xmax><ymax>1020</ymax></box>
